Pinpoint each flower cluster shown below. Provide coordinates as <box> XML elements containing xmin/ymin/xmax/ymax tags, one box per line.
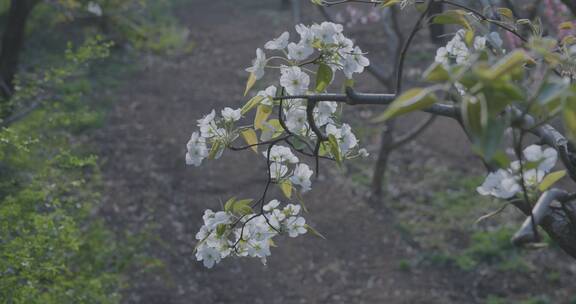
<box><xmin>435</xmin><ymin>30</ymin><xmax>487</xmax><ymax>67</ymax></box>
<box><xmin>195</xmin><ymin>199</ymin><xmax>307</xmax><ymax>268</ymax></box>
<box><xmin>247</xmin><ymin>22</ymin><xmax>370</xmax><ymax>82</ymax></box>
<box><xmin>266</xmin><ymin>145</ymin><xmax>314</xmax><ymax>192</ymax></box>
<box><xmin>187</xmin><ymin>22</ymin><xmax>370</xmax><ymax>268</ymax></box>
<box><xmin>477</xmin><ymin>145</ymin><xmax>558</xmax><ymax>199</ymax></box>
<box><xmin>186</xmin><ymin>108</ymin><xmax>242</xmax><ymax>166</ymax></box>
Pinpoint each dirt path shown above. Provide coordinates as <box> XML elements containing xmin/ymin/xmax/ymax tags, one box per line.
<box><xmin>94</xmin><ymin>1</ymin><xmax>476</xmax><ymax>303</ymax></box>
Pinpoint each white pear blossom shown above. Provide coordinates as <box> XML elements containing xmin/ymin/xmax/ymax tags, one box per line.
<box><xmin>280</xmin><ymin>66</ymin><xmax>310</xmax><ymax>95</ymax></box>
<box><xmin>196</xmin><ymin>246</ymin><xmax>221</xmax><ymax>268</ymax></box>
<box><xmin>446</xmin><ymin>31</ymin><xmax>469</xmax><ymax>63</ymax></box>
<box><xmin>286</xmin><ymin>216</ymin><xmax>307</xmax><ymax>237</ymax></box>
<box><xmin>522</xmin><ymin>145</ymin><xmax>557</xmax><ymax>172</ymax></box>
<box><xmin>285</xmin><ymin>106</ymin><xmax>308</xmax><ymax>133</ymax></box>
<box><xmin>478</xmin><ymin>145</ymin><xmax>560</xmax><ymax>200</ymax></box>
<box><xmin>327</xmin><ymin>123</ymin><xmax>358</xmax><ymax>155</ymax></box>
<box><xmin>342</xmin><ymin>46</ymin><xmax>370</xmax><ymax>78</ymax></box>
<box><xmin>197</xmin><ymin>110</ymin><xmax>219</xmax><ymax>138</ymax></box>
<box><xmin>287</xmin><ymin>42</ymin><xmax>314</xmax><ymax>61</ymax></box>
<box><xmin>290</xmin><ymin>163</ymin><xmax>313</xmax><ymax>192</ymax></box>
<box><xmin>221</xmin><ymin>107</ymin><xmax>241</xmax><ymax>122</ymax></box>
<box><xmin>265</xmin><ymin>32</ymin><xmax>290</xmax><ymax>50</ymax></box>
<box><xmin>197</xmin><ymin>109</ymin><xmax>216</xmax><ymax>127</ymax></box>
<box><xmin>257</xmin><ymin>85</ymin><xmax>277</xmax><ymax>106</ymax></box>
<box><xmin>335</xmin><ymin>33</ymin><xmax>354</xmax><ymax>55</ymax></box>
<box><xmin>270</xmin><ymin>162</ymin><xmax>289</xmax><ymax>180</ymax></box>
<box><xmin>87</xmin><ymin>2</ymin><xmax>102</xmax><ymax>16</ymax></box>
<box><xmin>477</xmin><ymin>169</ymin><xmax>519</xmax><ymax>199</ymax></box>
<box><xmin>311</xmin><ymin>22</ymin><xmax>343</xmax><ymax>44</ymax></box>
<box><xmin>434</xmin><ymin>47</ymin><xmax>449</xmax><ymax>66</ymax></box>
<box><xmin>314</xmin><ymin>101</ymin><xmax>338</xmax><ymax>126</ymax></box>
<box><xmin>267</xmin><ymin>145</ymin><xmax>299</xmax><ymax>164</ymax></box>
<box><xmin>283</xmin><ymin>203</ymin><xmax>301</xmax><ymax>216</ymax></box>
<box><xmin>186</xmin><ymin>132</ymin><xmax>208</xmax><ymax>166</ymax></box>
<box><xmin>474</xmin><ymin>36</ymin><xmax>487</xmax><ymax>50</ymax></box>
<box><xmin>295</xmin><ymin>24</ymin><xmax>315</xmax><ymax>47</ymax></box>
<box><xmin>246</xmin><ymin>48</ymin><xmax>267</xmax><ymax>80</ymax></box>
<box><xmin>263</xmin><ymin>199</ymin><xmax>280</xmax><ymax>212</ymax></box>
<box><xmin>202</xmin><ymin>209</ymin><xmax>231</xmax><ymax>230</ymax></box>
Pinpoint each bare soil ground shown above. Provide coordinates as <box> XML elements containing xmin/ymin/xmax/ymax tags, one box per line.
<box><xmin>94</xmin><ymin>1</ymin><xmax>576</xmax><ymax>303</ymax></box>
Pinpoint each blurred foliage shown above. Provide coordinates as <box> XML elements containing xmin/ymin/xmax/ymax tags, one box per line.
<box><xmin>0</xmin><ymin>0</ymin><xmax>186</xmax><ymax>301</ymax></box>
<box><xmin>25</xmin><ymin>0</ymin><xmax>193</xmax><ymax>55</ymax></box>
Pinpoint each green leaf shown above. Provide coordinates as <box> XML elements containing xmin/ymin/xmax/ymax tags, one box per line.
<box><xmin>473</xmin><ymin>118</ymin><xmax>507</xmax><ymax>161</ymax></box>
<box><xmin>315</xmin><ymin>63</ymin><xmax>333</xmax><ymax>92</ymax></box>
<box><xmin>241</xmin><ymin>95</ymin><xmax>264</xmax><ymax>115</ymax></box>
<box><xmin>233</xmin><ymin>199</ymin><xmax>253</xmax><ymax>215</ymax></box>
<box><xmin>244</xmin><ymin>72</ymin><xmax>257</xmax><ymax>96</ymax></box>
<box><xmin>254</xmin><ymin>104</ymin><xmax>272</xmax><ymax>129</ymax></box>
<box><xmin>216</xmin><ymin>224</ymin><xmax>227</xmax><ymax>237</ymax></box>
<box><xmin>264</xmin><ymin>119</ymin><xmax>284</xmax><ymax>139</ymax></box>
<box><xmin>380</xmin><ymin>0</ymin><xmax>401</xmax><ymax>8</ymax></box>
<box><xmin>461</xmin><ymin>94</ymin><xmax>487</xmax><ymax>138</ymax></box>
<box><xmin>423</xmin><ymin>62</ymin><xmax>450</xmax><ymax>82</ymax></box>
<box><xmin>371</xmin><ymin>86</ymin><xmax>440</xmax><ymax>123</ymax></box>
<box><xmin>280</xmin><ymin>180</ymin><xmax>292</xmax><ymax>199</ymax></box>
<box><xmin>240</xmin><ymin>129</ymin><xmax>259</xmax><ymax>153</ymax></box>
<box><xmin>432</xmin><ymin>10</ymin><xmax>472</xmax><ymax>31</ymax></box>
<box><xmin>539</xmin><ymin>170</ymin><xmax>566</xmax><ymax>191</ymax></box>
<box><xmin>496</xmin><ymin>7</ymin><xmax>514</xmax><ymax>19</ymax></box>
<box><xmin>564</xmin><ymin>105</ymin><xmax>576</xmax><ymax>143</ymax></box>
<box><xmin>305</xmin><ymin>224</ymin><xmax>326</xmax><ymax>239</ymax></box>
<box><xmin>464</xmin><ymin>30</ymin><xmax>475</xmax><ymax>47</ymax></box>
<box><xmin>328</xmin><ymin>134</ymin><xmax>342</xmax><ymax>164</ymax></box>
<box><xmin>478</xmin><ymin>50</ymin><xmax>529</xmax><ymax>80</ymax></box>
<box><xmin>224</xmin><ymin>197</ymin><xmax>236</xmax><ymax>212</ymax></box>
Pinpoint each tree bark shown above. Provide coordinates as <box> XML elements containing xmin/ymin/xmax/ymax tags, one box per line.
<box><xmin>428</xmin><ymin>2</ymin><xmax>445</xmax><ymax>45</ymax></box>
<box><xmin>0</xmin><ymin>0</ymin><xmax>39</xmax><ymax>99</ymax></box>
<box><xmin>370</xmin><ymin>120</ymin><xmax>395</xmax><ymax>202</ymax></box>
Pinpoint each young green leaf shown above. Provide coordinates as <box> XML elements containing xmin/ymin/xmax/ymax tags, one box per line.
<box><xmin>432</xmin><ymin>10</ymin><xmax>472</xmax><ymax>31</ymax></box>
<box><xmin>315</xmin><ymin>63</ymin><xmax>333</xmax><ymax>93</ymax></box>
<box><xmin>244</xmin><ymin>72</ymin><xmax>257</xmax><ymax>96</ymax></box>
<box><xmin>224</xmin><ymin>197</ymin><xmax>236</xmax><ymax>212</ymax></box>
<box><xmin>240</xmin><ymin>129</ymin><xmax>259</xmax><ymax>153</ymax></box>
<box><xmin>423</xmin><ymin>62</ymin><xmax>450</xmax><ymax>82</ymax></box>
<box><xmin>280</xmin><ymin>180</ymin><xmax>292</xmax><ymax>199</ymax></box>
<box><xmin>371</xmin><ymin>86</ymin><xmax>440</xmax><ymax>123</ymax></box>
<box><xmin>233</xmin><ymin>199</ymin><xmax>253</xmax><ymax>215</ymax></box>
<box><xmin>539</xmin><ymin>170</ymin><xmax>566</xmax><ymax>191</ymax></box>
<box><xmin>479</xmin><ymin>50</ymin><xmax>529</xmax><ymax>80</ymax></box>
<box><xmin>305</xmin><ymin>224</ymin><xmax>326</xmax><ymax>239</ymax></box>
<box><xmin>241</xmin><ymin>95</ymin><xmax>264</xmax><ymax>115</ymax></box>
<box><xmin>254</xmin><ymin>104</ymin><xmax>272</xmax><ymax>129</ymax></box>
<box><xmin>328</xmin><ymin>134</ymin><xmax>342</xmax><ymax>164</ymax></box>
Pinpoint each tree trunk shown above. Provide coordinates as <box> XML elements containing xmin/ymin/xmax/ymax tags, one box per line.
<box><xmin>428</xmin><ymin>2</ymin><xmax>445</xmax><ymax>45</ymax></box>
<box><xmin>369</xmin><ymin>120</ymin><xmax>395</xmax><ymax>203</ymax></box>
<box><xmin>0</xmin><ymin>0</ymin><xmax>39</xmax><ymax>99</ymax></box>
